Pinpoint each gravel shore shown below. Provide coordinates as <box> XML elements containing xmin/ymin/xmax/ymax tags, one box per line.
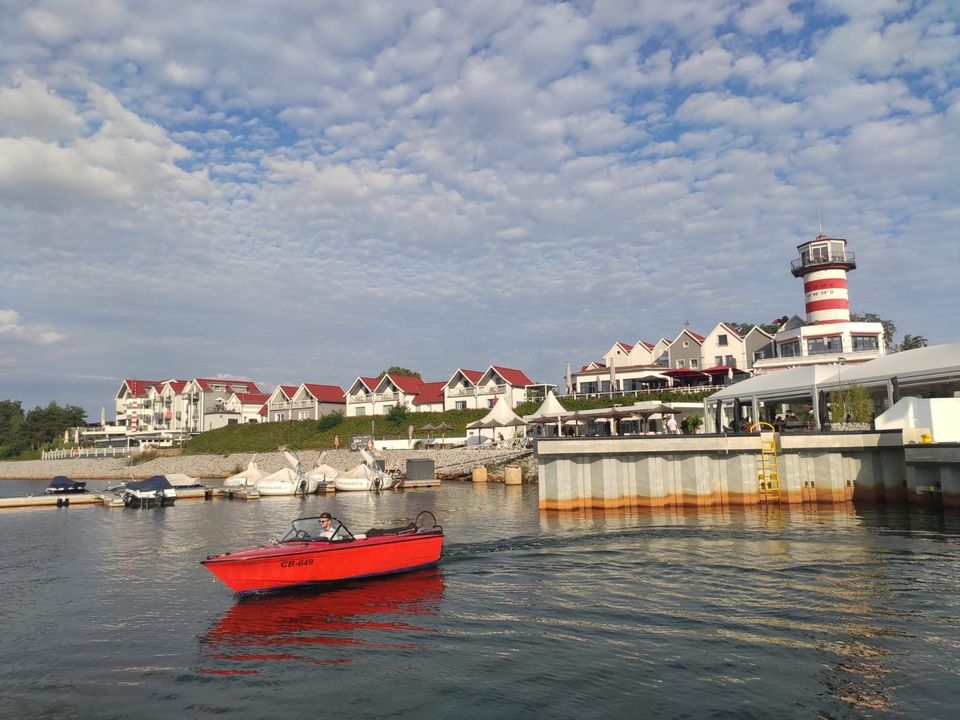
<box><xmin>0</xmin><ymin>448</ymin><xmax>536</xmax><ymax>481</ymax></box>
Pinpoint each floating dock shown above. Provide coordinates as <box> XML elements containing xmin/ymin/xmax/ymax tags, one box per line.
<box><xmin>0</xmin><ymin>494</ymin><xmax>111</xmax><ymax>509</ymax></box>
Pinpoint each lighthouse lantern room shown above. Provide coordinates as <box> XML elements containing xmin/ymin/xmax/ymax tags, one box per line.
<box><xmin>790</xmin><ymin>234</ymin><xmax>857</xmax><ymax>325</ymax></box>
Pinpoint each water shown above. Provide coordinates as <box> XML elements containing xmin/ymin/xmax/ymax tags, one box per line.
<box><xmin>1</xmin><ymin>480</ymin><xmax>958</xmax><ymax>719</ymax></box>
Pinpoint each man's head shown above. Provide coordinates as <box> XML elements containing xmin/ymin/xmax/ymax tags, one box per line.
<box><xmin>319</xmin><ymin>512</ymin><xmax>332</xmax><ymax>527</ymax></box>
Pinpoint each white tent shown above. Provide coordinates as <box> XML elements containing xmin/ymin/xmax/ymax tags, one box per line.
<box><xmin>470</xmin><ymin>398</ymin><xmax>527</xmax><ymax>439</ymax></box>
<box><xmin>705</xmin><ymin>365</ymin><xmax>837</xmax><ymax>431</ymax></box>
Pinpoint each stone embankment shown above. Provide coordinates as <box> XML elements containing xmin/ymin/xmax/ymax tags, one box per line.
<box><xmin>0</xmin><ymin>447</ymin><xmax>536</xmax><ymax>481</ymax></box>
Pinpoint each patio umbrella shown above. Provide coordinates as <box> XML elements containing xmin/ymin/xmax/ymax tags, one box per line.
<box><xmin>434</xmin><ymin>421</ymin><xmax>453</xmax><ymax>442</ymax></box>
<box><xmin>419</xmin><ymin>422</ymin><xmax>436</xmax><ymax>438</ymax></box>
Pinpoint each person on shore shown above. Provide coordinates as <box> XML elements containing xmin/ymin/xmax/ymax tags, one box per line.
<box><xmin>665</xmin><ymin>415</ymin><xmax>679</xmax><ymax>434</ymax></box>
<box><xmin>333</xmin><ymin>434</ymin><xmax>340</xmax><ymax>450</ymax></box>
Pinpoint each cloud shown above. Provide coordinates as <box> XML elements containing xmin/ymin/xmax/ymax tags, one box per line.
<box><xmin>0</xmin><ymin>0</ymin><xmax>957</xmax><ymax>416</ymax></box>
<box><xmin>0</xmin><ymin>309</ymin><xmax>64</xmax><ymax>344</ymax></box>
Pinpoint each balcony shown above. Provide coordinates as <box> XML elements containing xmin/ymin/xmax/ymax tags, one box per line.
<box><xmin>790</xmin><ymin>252</ymin><xmax>856</xmax><ymax>276</ymax></box>
<box><xmin>477</xmin><ymin>385</ymin><xmax>506</xmax><ymax>395</ymax></box>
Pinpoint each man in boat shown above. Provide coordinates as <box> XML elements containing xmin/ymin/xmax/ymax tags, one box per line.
<box><xmin>318</xmin><ymin>512</ymin><xmax>365</xmax><ymax>540</ymax></box>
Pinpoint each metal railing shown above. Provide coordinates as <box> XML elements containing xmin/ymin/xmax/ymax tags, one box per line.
<box><xmin>559</xmin><ymin>386</ymin><xmax>713</xmax><ymax>401</ymax></box>
<box><xmin>791</xmin><ymin>252</ymin><xmax>856</xmax><ymax>272</ymax></box>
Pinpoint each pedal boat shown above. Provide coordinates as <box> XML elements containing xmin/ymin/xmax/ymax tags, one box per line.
<box><xmin>201</xmin><ymin>511</ymin><xmax>443</xmax><ymax>594</ymax></box>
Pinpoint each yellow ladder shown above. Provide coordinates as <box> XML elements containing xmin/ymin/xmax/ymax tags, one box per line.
<box><xmin>754</xmin><ymin>424</ymin><xmax>781</xmax><ymax>506</ymax></box>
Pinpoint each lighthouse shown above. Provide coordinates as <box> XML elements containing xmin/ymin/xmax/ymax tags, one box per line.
<box><xmin>751</xmin><ymin>228</ymin><xmax>885</xmax><ymax>374</ymax></box>
<box><xmin>790</xmin><ymin>233</ymin><xmax>857</xmax><ymax>324</ymax></box>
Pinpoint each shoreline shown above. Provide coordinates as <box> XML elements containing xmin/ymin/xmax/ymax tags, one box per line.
<box><xmin>0</xmin><ymin>448</ymin><xmax>536</xmax><ymax>481</ymax></box>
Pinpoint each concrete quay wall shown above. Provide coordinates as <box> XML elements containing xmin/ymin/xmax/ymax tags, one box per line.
<box><xmin>537</xmin><ymin>430</ymin><xmax>927</xmax><ymax>511</ymax></box>
<box><xmin>904</xmin><ymin>443</ymin><xmax>960</xmax><ymax>508</ymax></box>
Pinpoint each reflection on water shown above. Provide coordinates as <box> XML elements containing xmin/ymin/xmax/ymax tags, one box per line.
<box><xmin>1</xmin><ymin>480</ymin><xmax>958</xmax><ymax>719</ymax></box>
<box><xmin>198</xmin><ymin>570</ymin><xmax>445</xmax><ymax>675</ymax></box>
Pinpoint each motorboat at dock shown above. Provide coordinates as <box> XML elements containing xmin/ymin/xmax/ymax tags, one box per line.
<box><xmin>201</xmin><ymin>511</ymin><xmax>444</xmax><ymax>594</ymax></box>
<box><xmin>44</xmin><ymin>476</ymin><xmax>88</xmax><ymax>494</ymax></box>
<box><xmin>222</xmin><ymin>457</ymin><xmax>264</xmax><ymax>490</ymax></box>
<box><xmin>123</xmin><ymin>475</ymin><xmax>177</xmax><ymax>508</ymax></box>
<box><xmin>256</xmin><ymin>450</ymin><xmax>333</xmax><ymax>496</ymax></box>
<box><xmin>333</xmin><ymin>449</ymin><xmax>400</xmax><ymax>492</ymax></box>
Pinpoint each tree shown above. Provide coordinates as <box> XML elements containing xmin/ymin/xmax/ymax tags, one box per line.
<box><xmin>0</xmin><ymin>400</ymin><xmax>25</xmax><ymax>446</ymax></box>
<box><xmin>850</xmin><ymin>312</ymin><xmax>896</xmax><ymax>351</ymax></box>
<box><xmin>19</xmin><ymin>402</ymin><xmax>87</xmax><ymax>450</ymax></box>
<box><xmin>896</xmin><ymin>334</ymin><xmax>928</xmax><ymax>352</ymax></box>
<box><xmin>378</xmin><ymin>367</ymin><xmax>422</xmax><ymax>380</ymax></box>
<box><xmin>386</xmin><ymin>403</ymin><xmax>409</xmax><ymax>425</ymax></box>
<box><xmin>685</xmin><ymin>415</ymin><xmax>703</xmax><ymax>434</ymax></box>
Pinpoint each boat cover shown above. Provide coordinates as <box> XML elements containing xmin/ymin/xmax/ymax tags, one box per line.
<box><xmin>47</xmin><ymin>476</ymin><xmax>85</xmax><ymax>490</ymax></box>
<box><xmin>127</xmin><ymin>475</ymin><xmax>174</xmax><ymax>491</ymax></box>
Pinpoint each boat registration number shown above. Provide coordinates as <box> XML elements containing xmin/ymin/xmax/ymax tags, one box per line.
<box><xmin>280</xmin><ymin>558</ymin><xmax>314</xmax><ymax>568</ymax></box>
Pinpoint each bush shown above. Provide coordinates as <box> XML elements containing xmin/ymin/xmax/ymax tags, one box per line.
<box><xmin>830</xmin><ymin>384</ymin><xmax>874</xmax><ymax>423</ymax></box>
<box><xmin>685</xmin><ymin>415</ymin><xmax>703</xmax><ymax>433</ymax></box>
<box><xmin>386</xmin><ymin>404</ymin><xmax>409</xmax><ymax>425</ymax></box>
<box><xmin>316</xmin><ymin>411</ymin><xmax>344</xmax><ymax>432</ymax></box>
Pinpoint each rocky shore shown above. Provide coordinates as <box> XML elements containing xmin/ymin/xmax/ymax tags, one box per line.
<box><xmin>0</xmin><ymin>448</ymin><xmax>536</xmax><ymax>482</ymax></box>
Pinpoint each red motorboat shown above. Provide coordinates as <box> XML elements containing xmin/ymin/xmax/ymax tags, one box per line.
<box><xmin>202</xmin><ymin>511</ymin><xmax>444</xmax><ymax>594</ymax></box>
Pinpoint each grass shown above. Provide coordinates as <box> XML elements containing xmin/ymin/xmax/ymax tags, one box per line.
<box><xmin>183</xmin><ymin>409</ymin><xmax>488</xmax><ymax>455</ymax></box>
<box><xmin>182</xmin><ymin>391</ymin><xmax>714</xmax><ymax>456</ymax></box>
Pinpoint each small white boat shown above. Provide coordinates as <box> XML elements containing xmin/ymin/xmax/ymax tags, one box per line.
<box><xmin>333</xmin><ymin>450</ymin><xmax>398</xmax><ymax>492</ymax></box>
<box><xmin>223</xmin><ymin>457</ymin><xmax>264</xmax><ymax>489</ymax></box>
<box><xmin>256</xmin><ymin>451</ymin><xmax>327</xmax><ymax>496</ymax></box>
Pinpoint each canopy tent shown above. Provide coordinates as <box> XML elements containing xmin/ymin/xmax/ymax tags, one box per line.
<box><xmin>468</xmin><ymin>399</ymin><xmax>527</xmax><ymax>440</ymax></box>
<box><xmin>523</xmin><ymin>390</ymin><xmax>569</xmax><ymax>436</ymax></box>
<box><xmin>705</xmin><ymin>365</ymin><xmax>838</xmax><ymax>431</ymax></box>
<box><xmin>832</xmin><ymin>342</ymin><xmax>960</xmax><ymax>396</ymax></box>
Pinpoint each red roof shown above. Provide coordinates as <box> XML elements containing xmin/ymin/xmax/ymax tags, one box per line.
<box><xmin>195</xmin><ymin>378</ymin><xmax>261</xmax><ymax>393</ymax></box>
<box><xmin>122</xmin><ymin>379</ymin><xmax>158</xmax><ymax>398</ymax></box>
<box><xmin>616</xmin><ymin>341</ymin><xmax>634</xmax><ymax>352</ymax></box>
<box><xmin>383</xmin><ymin>373</ymin><xmax>423</xmax><ymax>395</ymax></box>
<box><xmin>412</xmin><ymin>381</ymin><xmax>446</xmax><ymax>406</ymax></box>
<box><xmin>278</xmin><ymin>384</ymin><xmax>298</xmax><ymax>399</ymax></box>
<box><xmin>302</xmin><ymin>383</ymin><xmax>346</xmax><ymax>404</ymax></box>
<box><xmin>166</xmin><ymin>380</ymin><xmax>188</xmax><ymax>394</ymax></box>
<box><xmin>456</xmin><ymin>369</ymin><xmax>483</xmax><ymax>384</ymax></box>
<box><xmin>357</xmin><ymin>376</ymin><xmax>380</xmax><ymax>392</ymax></box>
<box><xmin>490</xmin><ymin>365</ymin><xmax>534</xmax><ymax>386</ymax></box>
<box><xmin>234</xmin><ymin>392</ymin><xmax>269</xmax><ymax>405</ymax></box>
<box><xmin>637</xmin><ymin>340</ymin><xmax>655</xmax><ymax>350</ymax></box>
<box><xmin>258</xmin><ymin>404</ymin><xmax>267</xmax><ymax>416</ymax></box>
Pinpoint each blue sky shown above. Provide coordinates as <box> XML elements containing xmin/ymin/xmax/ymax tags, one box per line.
<box><xmin>1</xmin><ymin>0</ymin><xmax>958</xmax><ymax>419</ymax></box>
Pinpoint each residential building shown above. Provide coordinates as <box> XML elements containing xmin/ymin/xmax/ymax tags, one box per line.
<box><xmin>289</xmin><ymin>384</ymin><xmax>346</xmax><ymax>421</ymax></box>
<box><xmin>223</xmin><ymin>392</ymin><xmax>270</xmax><ymax>424</ymax></box>
<box><xmin>180</xmin><ymin>378</ymin><xmax>262</xmax><ymax>432</ymax></box>
<box><xmin>265</xmin><ymin>385</ymin><xmax>300</xmax><ymax>423</ymax></box>
<box><xmin>443</xmin><ymin>368</ymin><xmax>485</xmax><ymax>410</ymax></box>
<box><xmin>667</xmin><ymin>328</ymin><xmax>706</xmax><ymax>370</ymax></box>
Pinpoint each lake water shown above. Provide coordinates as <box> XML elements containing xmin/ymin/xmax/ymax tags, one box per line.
<box><xmin>0</xmin><ymin>479</ymin><xmax>958</xmax><ymax>719</ymax></box>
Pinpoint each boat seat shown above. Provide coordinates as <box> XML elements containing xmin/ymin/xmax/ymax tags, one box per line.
<box><xmin>364</xmin><ymin>522</ymin><xmax>417</xmax><ymax>537</ymax></box>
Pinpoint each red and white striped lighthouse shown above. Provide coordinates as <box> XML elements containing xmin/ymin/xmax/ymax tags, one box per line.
<box><xmin>790</xmin><ymin>232</ymin><xmax>857</xmax><ymax>325</ymax></box>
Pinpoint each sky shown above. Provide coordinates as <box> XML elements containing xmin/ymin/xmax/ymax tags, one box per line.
<box><xmin>1</xmin><ymin>0</ymin><xmax>958</xmax><ymax>420</ymax></box>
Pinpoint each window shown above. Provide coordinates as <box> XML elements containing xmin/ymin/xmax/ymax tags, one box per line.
<box><xmin>455</xmin><ymin>400</ymin><xmax>467</xmax><ymax>410</ymax></box>
<box><xmin>779</xmin><ymin>340</ymin><xmax>801</xmax><ymax>358</ymax></box>
<box><xmin>852</xmin><ymin>335</ymin><xmax>879</xmax><ymax>352</ymax></box>
<box><xmin>677</xmin><ymin>359</ymin><xmax>685</xmax><ymax>368</ymax></box>
<box><xmin>683</xmin><ymin>340</ymin><xmax>689</xmax><ymax>348</ymax></box>
<box><xmin>356</xmin><ymin>407</ymin><xmax>366</xmax><ymax>416</ymax></box>
<box><xmin>807</xmin><ymin>336</ymin><xmax>842</xmax><ymax>355</ymax></box>
<box><xmin>718</xmin><ymin>334</ymin><xmax>728</xmax><ymax>347</ymax></box>
<box><xmin>297</xmin><ymin>411</ymin><xmax>309</xmax><ymax>420</ymax></box>
<box><xmin>487</xmin><ymin>399</ymin><xmax>495</xmax><ymax>408</ymax></box>
<box><xmin>273</xmin><ymin>412</ymin><xmax>284</xmax><ymax>422</ymax></box>
<box><xmin>715</xmin><ymin>356</ymin><xmax>723</xmax><ymax>366</ymax></box>
<box><xmin>690</xmin><ymin>359</ymin><xmax>699</xmax><ymax>368</ymax></box>
<box><xmin>725</xmin><ymin>355</ymin><xmax>735</xmax><ymax>367</ymax></box>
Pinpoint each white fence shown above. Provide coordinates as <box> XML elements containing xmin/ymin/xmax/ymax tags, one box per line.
<box><xmin>42</xmin><ymin>447</ymin><xmax>139</xmax><ymax>460</ymax></box>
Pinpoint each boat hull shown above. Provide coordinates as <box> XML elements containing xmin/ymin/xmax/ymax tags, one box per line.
<box><xmin>201</xmin><ymin>532</ymin><xmax>443</xmax><ymax>594</ymax></box>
